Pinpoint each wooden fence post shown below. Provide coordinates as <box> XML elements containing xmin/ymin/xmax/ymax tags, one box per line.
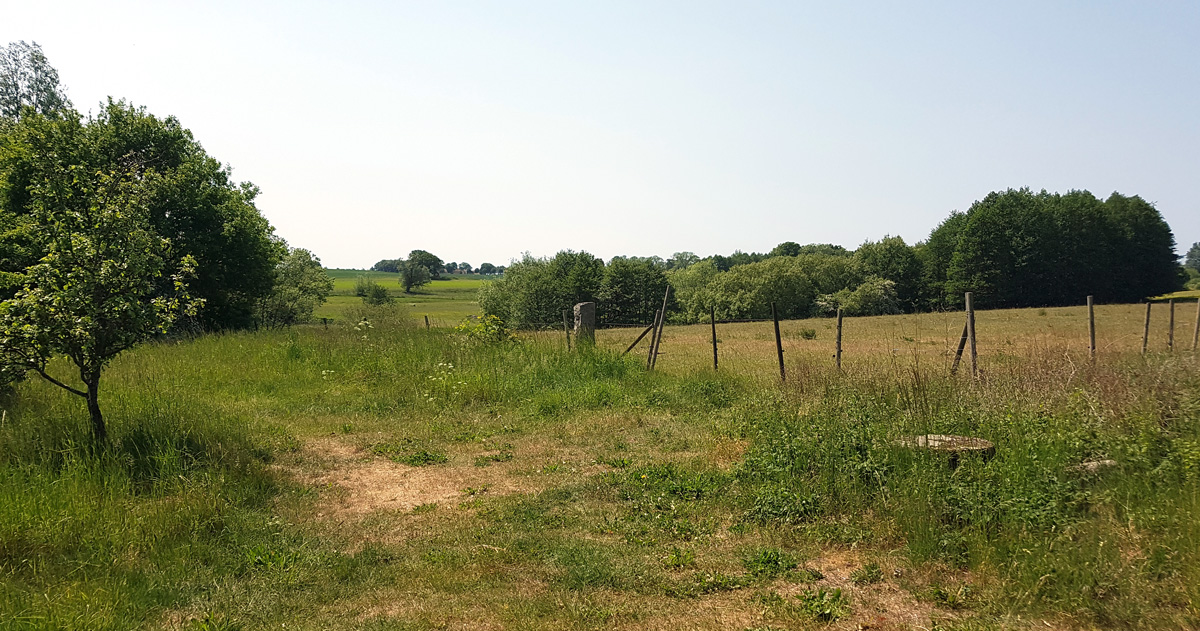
<box><xmin>322</xmin><ymin>317</ymin><xmax>328</xmax><ymax>330</ymax></box>
<box><xmin>1193</xmin><ymin>300</ymin><xmax>1200</xmax><ymax>352</ymax></box>
<box><xmin>772</xmin><ymin>302</ymin><xmax>786</xmax><ymax>382</ymax></box>
<box><xmin>1168</xmin><ymin>299</ymin><xmax>1175</xmax><ymax>352</ymax></box>
<box><xmin>1142</xmin><ymin>302</ymin><xmax>1151</xmax><ymax>354</ymax></box>
<box><xmin>562</xmin><ymin>309</ymin><xmax>573</xmax><ymax>351</ymax></box>
<box><xmin>965</xmin><ymin>292</ymin><xmax>978</xmax><ymax>378</ymax></box>
<box><xmin>1087</xmin><ymin>295</ymin><xmax>1095</xmax><ymax>360</ymax></box>
<box><xmin>646</xmin><ymin>309</ymin><xmax>662</xmax><ymax>370</ymax></box>
<box><xmin>835</xmin><ymin>307</ymin><xmax>843</xmax><ymax>370</ymax></box>
<box><xmin>649</xmin><ymin>287</ymin><xmax>671</xmax><ymax>370</ymax></box>
<box><xmin>424</xmin><ymin>315</ymin><xmax>430</xmax><ymax>330</ymax></box>
<box><xmin>950</xmin><ymin>321</ymin><xmax>969</xmax><ymax>375</ymax></box>
<box><xmin>710</xmin><ymin>307</ymin><xmax>718</xmax><ymax>371</ymax></box>
<box><xmin>623</xmin><ymin>322</ymin><xmax>656</xmax><ymax>356</ymax></box>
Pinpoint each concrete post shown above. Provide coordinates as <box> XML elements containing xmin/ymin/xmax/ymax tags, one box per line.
<box><xmin>573</xmin><ymin>302</ymin><xmax>596</xmax><ymax>346</ymax></box>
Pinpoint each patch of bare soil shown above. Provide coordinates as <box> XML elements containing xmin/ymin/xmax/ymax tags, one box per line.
<box><xmin>288</xmin><ymin>437</ymin><xmax>535</xmax><ymax>520</ymax></box>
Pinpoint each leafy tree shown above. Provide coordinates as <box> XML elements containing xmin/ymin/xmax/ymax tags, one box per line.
<box><xmin>458</xmin><ymin>262</ymin><xmax>472</xmax><ymax>274</ymax></box>
<box><xmin>1</xmin><ymin>41</ymin><xmax>70</xmax><ymax>120</ymax></box>
<box><xmin>854</xmin><ymin>236</ymin><xmax>921</xmax><ymax>310</ymax></box>
<box><xmin>371</xmin><ymin>259</ymin><xmax>400</xmax><ymax>273</ymax></box>
<box><xmin>407</xmin><ymin>250</ymin><xmax>443</xmax><ymax>278</ymax></box>
<box><xmin>598</xmin><ymin>257</ymin><xmax>669</xmax><ymax>325</ymax></box>
<box><xmin>1185</xmin><ymin>243</ymin><xmax>1200</xmax><ymax>272</ymax></box>
<box><xmin>477</xmin><ymin>262</ymin><xmax>497</xmax><ymax>275</ymax></box>
<box><xmin>255</xmin><ymin>247</ymin><xmax>333</xmax><ymax>327</ymax></box>
<box><xmin>0</xmin><ymin>102</ymin><xmax>283</xmax><ymax>330</ymax></box>
<box><xmin>444</xmin><ymin>261</ymin><xmax>458</xmax><ymax>274</ymax></box>
<box><xmin>479</xmin><ymin>251</ymin><xmax>604</xmax><ymax>327</ymax></box>
<box><xmin>398</xmin><ymin>259</ymin><xmax>431</xmax><ymax>292</ymax></box>
<box><xmin>362</xmin><ymin>282</ymin><xmax>393</xmax><ymax>306</ymax></box>
<box><xmin>816</xmin><ymin>277</ymin><xmax>901</xmax><ymax>316</ymax></box>
<box><xmin>0</xmin><ymin>166</ymin><xmax>200</xmax><ymax>442</ymax></box>
<box><xmin>769</xmin><ymin>241</ymin><xmax>802</xmax><ymax>257</ymax></box>
<box><xmin>667</xmin><ymin>251</ymin><xmax>700</xmax><ymax>269</ymax></box>
<box><xmin>918</xmin><ymin>212</ymin><xmax>967</xmax><ymax>309</ymax></box>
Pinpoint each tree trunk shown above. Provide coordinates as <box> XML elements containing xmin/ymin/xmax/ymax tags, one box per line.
<box><xmin>86</xmin><ymin>376</ymin><xmax>106</xmax><ymax>443</ymax></box>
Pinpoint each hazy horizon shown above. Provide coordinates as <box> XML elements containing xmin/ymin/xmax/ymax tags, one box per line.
<box><xmin>6</xmin><ymin>1</ymin><xmax>1198</xmax><ymax>268</ymax></box>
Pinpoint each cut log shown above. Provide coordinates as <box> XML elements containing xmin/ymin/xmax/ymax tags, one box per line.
<box><xmin>894</xmin><ymin>434</ymin><xmax>995</xmax><ymax>467</ymax></box>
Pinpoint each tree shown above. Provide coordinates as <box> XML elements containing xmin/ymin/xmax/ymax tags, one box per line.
<box><xmin>478</xmin><ymin>251</ymin><xmax>604</xmax><ymax>327</ymax></box>
<box><xmin>444</xmin><ymin>261</ymin><xmax>458</xmax><ymax>274</ymax></box>
<box><xmin>458</xmin><ymin>262</ymin><xmax>472</xmax><ymax>274</ymax></box>
<box><xmin>667</xmin><ymin>251</ymin><xmax>700</xmax><ymax>269</ymax></box>
<box><xmin>371</xmin><ymin>259</ymin><xmax>400</xmax><ymax>273</ymax></box>
<box><xmin>407</xmin><ymin>250</ymin><xmax>443</xmax><ymax>278</ymax></box>
<box><xmin>769</xmin><ymin>242</ymin><xmax>802</xmax><ymax>257</ymax></box>
<box><xmin>0</xmin><ymin>166</ymin><xmax>200</xmax><ymax>442</ymax></box>
<box><xmin>1</xmin><ymin>41</ymin><xmax>71</xmax><ymax>120</ymax></box>
<box><xmin>854</xmin><ymin>236</ymin><xmax>922</xmax><ymax>310</ymax></box>
<box><xmin>255</xmin><ymin>247</ymin><xmax>334</xmax><ymax>327</ymax></box>
<box><xmin>598</xmin><ymin>257</ymin><xmax>668</xmax><ymax>325</ymax></box>
<box><xmin>477</xmin><ymin>262</ymin><xmax>497</xmax><ymax>275</ymax></box>
<box><xmin>1186</xmin><ymin>242</ymin><xmax>1200</xmax><ymax>273</ymax></box>
<box><xmin>0</xmin><ymin>101</ymin><xmax>283</xmax><ymax>330</ymax></box>
<box><xmin>398</xmin><ymin>259</ymin><xmax>431</xmax><ymax>292</ymax></box>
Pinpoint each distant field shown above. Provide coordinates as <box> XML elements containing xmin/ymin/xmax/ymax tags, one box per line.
<box><xmin>318</xmin><ymin>269</ymin><xmax>485</xmax><ymax>324</ymax></box>
<box><xmin>575</xmin><ymin>301</ymin><xmax>1197</xmax><ymax>379</ymax></box>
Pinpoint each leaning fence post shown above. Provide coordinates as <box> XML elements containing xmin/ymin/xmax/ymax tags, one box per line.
<box><xmin>950</xmin><ymin>321</ymin><xmax>968</xmax><ymax>375</ymax></box>
<box><xmin>835</xmin><ymin>307</ymin><xmax>844</xmax><ymax>370</ymax></box>
<box><xmin>424</xmin><ymin>315</ymin><xmax>430</xmax><ymax>330</ymax></box>
<box><xmin>1168</xmin><ymin>299</ymin><xmax>1175</xmax><ymax>352</ymax></box>
<box><xmin>1142</xmin><ymin>302</ymin><xmax>1151</xmax><ymax>354</ymax></box>
<box><xmin>710</xmin><ymin>307</ymin><xmax>718</xmax><ymax>371</ymax></box>
<box><xmin>649</xmin><ymin>287</ymin><xmax>671</xmax><ymax>370</ymax></box>
<box><xmin>965</xmin><ymin>292</ymin><xmax>978</xmax><ymax>378</ymax></box>
<box><xmin>1087</xmin><ymin>296</ymin><xmax>1095</xmax><ymax>360</ymax></box>
<box><xmin>772</xmin><ymin>302</ymin><xmax>786</xmax><ymax>382</ymax></box>
<box><xmin>646</xmin><ymin>309</ymin><xmax>662</xmax><ymax>370</ymax></box>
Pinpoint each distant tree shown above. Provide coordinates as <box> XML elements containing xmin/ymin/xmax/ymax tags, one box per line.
<box><xmin>0</xmin><ymin>41</ymin><xmax>71</xmax><ymax>120</ymax></box>
<box><xmin>407</xmin><ymin>250</ymin><xmax>444</xmax><ymax>278</ymax></box>
<box><xmin>371</xmin><ymin>259</ymin><xmax>400</xmax><ymax>273</ymax></box>
<box><xmin>769</xmin><ymin>241</ymin><xmax>802</xmax><ymax>257</ymax></box>
<box><xmin>918</xmin><ymin>212</ymin><xmax>968</xmax><ymax>309</ymax></box>
<box><xmin>398</xmin><ymin>259</ymin><xmax>431</xmax><ymax>292</ymax></box>
<box><xmin>459</xmin><ymin>262</ymin><xmax>472</xmax><ymax>274</ymax></box>
<box><xmin>1186</xmin><ymin>242</ymin><xmax>1200</xmax><ymax>272</ymax></box>
<box><xmin>256</xmin><ymin>247</ymin><xmax>334</xmax><ymax>327</ymax></box>
<box><xmin>796</xmin><ymin>243</ymin><xmax>851</xmax><ymax>257</ymax></box>
<box><xmin>667</xmin><ymin>251</ymin><xmax>700</xmax><ymax>269</ymax></box>
<box><xmin>598</xmin><ymin>257</ymin><xmax>669</xmax><ymax>325</ymax></box>
<box><xmin>854</xmin><ymin>236</ymin><xmax>922</xmax><ymax>310</ymax></box>
<box><xmin>815</xmin><ymin>277</ymin><xmax>901</xmax><ymax>317</ymax></box>
<box><xmin>479</xmin><ymin>251</ymin><xmax>604</xmax><ymax>327</ymax></box>
<box><xmin>362</xmin><ymin>282</ymin><xmax>393</xmax><ymax>306</ymax></box>
<box><xmin>444</xmin><ymin>261</ymin><xmax>458</xmax><ymax>274</ymax></box>
<box><xmin>0</xmin><ymin>167</ymin><xmax>201</xmax><ymax>442</ymax></box>
<box><xmin>477</xmin><ymin>262</ymin><xmax>497</xmax><ymax>275</ymax></box>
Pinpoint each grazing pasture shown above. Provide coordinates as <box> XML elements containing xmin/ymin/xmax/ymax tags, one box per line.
<box><xmin>1</xmin><ymin>296</ymin><xmax>1198</xmax><ymax>630</ymax></box>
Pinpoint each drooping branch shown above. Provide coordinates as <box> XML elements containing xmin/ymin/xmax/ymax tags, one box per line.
<box><xmin>31</xmin><ymin>366</ymin><xmax>86</xmax><ymax>398</ymax></box>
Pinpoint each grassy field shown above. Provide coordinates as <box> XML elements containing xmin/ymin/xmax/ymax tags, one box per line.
<box><xmin>2</xmin><ymin>297</ymin><xmax>1199</xmax><ymax>630</ymax></box>
<box><xmin>317</xmin><ymin>269</ymin><xmax>485</xmax><ymax>324</ymax></box>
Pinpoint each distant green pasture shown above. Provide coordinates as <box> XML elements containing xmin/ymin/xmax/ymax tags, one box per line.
<box><xmin>317</xmin><ymin>269</ymin><xmax>484</xmax><ymax>324</ymax></box>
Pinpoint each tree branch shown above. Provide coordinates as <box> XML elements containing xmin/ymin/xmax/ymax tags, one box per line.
<box><xmin>32</xmin><ymin>367</ymin><xmax>87</xmax><ymax>398</ymax></box>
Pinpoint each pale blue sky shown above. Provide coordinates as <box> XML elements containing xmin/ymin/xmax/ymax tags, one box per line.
<box><xmin>5</xmin><ymin>1</ymin><xmax>1198</xmax><ymax>268</ymax></box>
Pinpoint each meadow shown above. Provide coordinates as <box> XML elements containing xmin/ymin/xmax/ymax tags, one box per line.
<box><xmin>1</xmin><ymin>289</ymin><xmax>1198</xmax><ymax>630</ymax></box>
<box><xmin>316</xmin><ymin>269</ymin><xmax>486</xmax><ymax>324</ymax></box>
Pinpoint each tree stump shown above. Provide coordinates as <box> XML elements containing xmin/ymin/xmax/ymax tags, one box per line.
<box><xmin>894</xmin><ymin>434</ymin><xmax>995</xmax><ymax>468</ymax></box>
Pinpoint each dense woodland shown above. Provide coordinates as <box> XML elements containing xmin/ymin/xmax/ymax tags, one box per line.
<box><xmin>481</xmin><ymin>189</ymin><xmax>1187</xmax><ymax>328</ymax></box>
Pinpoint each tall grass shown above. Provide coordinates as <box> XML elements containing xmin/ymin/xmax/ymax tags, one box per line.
<box><xmin>0</xmin><ymin>309</ymin><xmax>1197</xmax><ymax>629</ymax></box>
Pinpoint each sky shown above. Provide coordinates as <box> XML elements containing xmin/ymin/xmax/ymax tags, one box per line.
<box><xmin>4</xmin><ymin>1</ymin><xmax>1198</xmax><ymax>269</ymax></box>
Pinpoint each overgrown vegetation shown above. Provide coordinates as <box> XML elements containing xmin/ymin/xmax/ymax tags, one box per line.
<box><xmin>1</xmin><ymin>315</ymin><xmax>1196</xmax><ymax>629</ymax></box>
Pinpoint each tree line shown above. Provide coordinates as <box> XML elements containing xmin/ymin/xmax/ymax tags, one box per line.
<box><xmin>481</xmin><ymin>188</ymin><xmax>1186</xmax><ymax>328</ymax></box>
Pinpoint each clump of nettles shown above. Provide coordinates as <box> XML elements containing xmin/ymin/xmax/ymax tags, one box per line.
<box><xmin>455</xmin><ymin>314</ymin><xmax>513</xmax><ymax>343</ymax></box>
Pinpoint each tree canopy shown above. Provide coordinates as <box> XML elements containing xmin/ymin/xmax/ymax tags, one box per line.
<box><xmin>0</xmin><ymin>101</ymin><xmax>283</xmax><ymax>330</ymax></box>
<box><xmin>1</xmin><ymin>41</ymin><xmax>71</xmax><ymax>120</ymax></box>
